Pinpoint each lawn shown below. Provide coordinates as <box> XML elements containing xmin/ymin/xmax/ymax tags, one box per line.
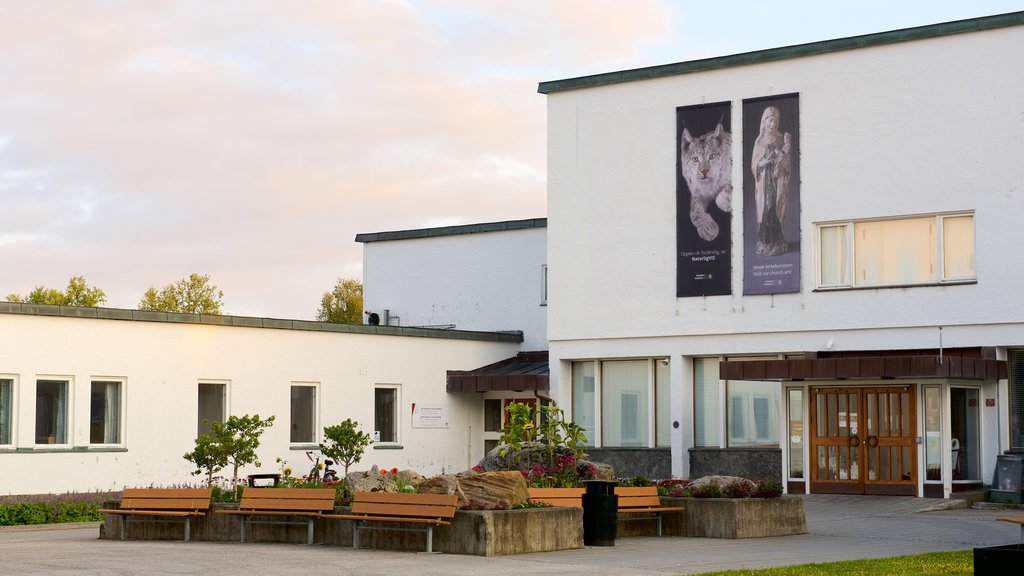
<box><xmin>695</xmin><ymin>550</ymin><xmax>972</xmax><ymax>576</ymax></box>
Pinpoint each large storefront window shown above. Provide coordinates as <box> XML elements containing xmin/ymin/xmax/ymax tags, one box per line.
<box><xmin>602</xmin><ymin>360</ymin><xmax>648</xmax><ymax>447</ymax></box>
<box><xmin>655</xmin><ymin>360</ymin><xmax>671</xmax><ymax>447</ymax></box>
<box><xmin>571</xmin><ymin>359</ymin><xmax>669</xmax><ymax>448</ymax></box>
<box><xmin>572</xmin><ymin>362</ymin><xmax>595</xmax><ymax>446</ymax></box>
<box><xmin>728</xmin><ymin>380</ymin><xmax>780</xmax><ymax>447</ymax></box>
<box><xmin>1011</xmin><ymin>350</ymin><xmax>1024</xmax><ymax>451</ymax></box>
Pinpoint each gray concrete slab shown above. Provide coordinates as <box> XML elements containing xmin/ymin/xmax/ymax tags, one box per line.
<box><xmin>1</xmin><ymin>495</ymin><xmax>1021</xmax><ymax>575</ymax></box>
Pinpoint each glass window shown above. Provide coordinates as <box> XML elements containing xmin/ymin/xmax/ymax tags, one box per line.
<box><xmin>694</xmin><ymin>358</ymin><xmax>721</xmax><ymax>447</ymax></box>
<box><xmin>788</xmin><ymin>389</ymin><xmax>804</xmax><ymax>479</ymax></box>
<box><xmin>727</xmin><ymin>380</ymin><xmax>780</xmax><ymax>447</ymax></box>
<box><xmin>540</xmin><ymin>264</ymin><xmax>548</xmax><ymax>305</ymax></box>
<box><xmin>1011</xmin><ymin>350</ymin><xmax>1024</xmax><ymax>450</ymax></box>
<box><xmin>90</xmin><ymin>380</ymin><xmax>122</xmax><ymax>444</ymax></box>
<box><xmin>602</xmin><ymin>360</ymin><xmax>648</xmax><ymax>447</ymax></box>
<box><xmin>655</xmin><ymin>360</ymin><xmax>671</xmax><ymax>447</ymax></box>
<box><xmin>290</xmin><ymin>384</ymin><xmax>317</xmax><ymax>443</ymax></box>
<box><xmin>923</xmin><ymin>386</ymin><xmax>941</xmax><ymax>481</ymax></box>
<box><xmin>198</xmin><ymin>382</ymin><xmax>226</xmax><ymax>437</ymax></box>
<box><xmin>374</xmin><ymin>386</ymin><xmax>398</xmax><ymax>443</ymax></box>
<box><xmin>817</xmin><ymin>213</ymin><xmax>974</xmax><ymax>288</ymax></box>
<box><xmin>36</xmin><ymin>379</ymin><xmax>68</xmax><ymax>445</ymax></box>
<box><xmin>0</xmin><ymin>378</ymin><xmax>12</xmax><ymax>445</ymax></box>
<box><xmin>572</xmin><ymin>362</ymin><xmax>596</xmax><ymax>446</ymax></box>
<box><xmin>484</xmin><ymin>399</ymin><xmax>502</xmax><ymax>432</ymax></box>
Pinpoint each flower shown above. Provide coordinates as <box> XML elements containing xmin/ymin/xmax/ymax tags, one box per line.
<box><xmin>380</xmin><ymin>469</ymin><xmax>389</xmax><ymax>475</ymax></box>
<box><xmin>282</xmin><ymin>467</ymin><xmax>292</xmax><ymax>476</ymax></box>
<box><xmin>391</xmin><ymin>467</ymin><xmax>399</xmax><ymax>475</ymax></box>
<box><xmin>523</xmin><ymin>423</ymin><xmax>535</xmax><ymax>430</ymax></box>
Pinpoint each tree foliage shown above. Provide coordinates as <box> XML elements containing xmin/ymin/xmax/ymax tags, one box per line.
<box><xmin>316</xmin><ymin>278</ymin><xmax>363</xmax><ymax>324</ymax></box>
<box><xmin>139</xmin><ymin>273</ymin><xmax>224</xmax><ymax>314</ymax></box>
<box><xmin>320</xmin><ymin>418</ymin><xmax>373</xmax><ymax>490</ymax></box>
<box><xmin>5</xmin><ymin>276</ymin><xmax>107</xmax><ymax>307</ymax></box>
<box><xmin>183</xmin><ymin>414</ymin><xmax>275</xmax><ymax>497</ymax></box>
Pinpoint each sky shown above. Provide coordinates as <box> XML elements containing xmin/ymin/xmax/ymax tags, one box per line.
<box><xmin>3</xmin><ymin>1</ymin><xmax>1022</xmax><ymax>320</ymax></box>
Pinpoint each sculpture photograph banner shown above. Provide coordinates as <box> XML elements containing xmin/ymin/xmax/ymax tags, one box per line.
<box><xmin>676</xmin><ymin>101</ymin><xmax>733</xmax><ymax>297</ymax></box>
<box><xmin>742</xmin><ymin>94</ymin><xmax>801</xmax><ymax>295</ymax></box>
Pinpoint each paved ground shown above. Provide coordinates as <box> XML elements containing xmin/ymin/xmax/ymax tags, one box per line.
<box><xmin>2</xmin><ymin>495</ymin><xmax>1021</xmax><ymax>575</ymax></box>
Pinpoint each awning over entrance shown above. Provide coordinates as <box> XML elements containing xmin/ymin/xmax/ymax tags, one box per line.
<box><xmin>720</xmin><ymin>349</ymin><xmax>1007</xmax><ymax>381</ymax></box>
<box><xmin>446</xmin><ymin>351</ymin><xmax>549</xmax><ymax>393</ymax></box>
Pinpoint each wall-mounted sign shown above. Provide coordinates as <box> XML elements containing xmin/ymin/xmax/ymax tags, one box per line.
<box><xmin>411</xmin><ymin>402</ymin><xmax>449</xmax><ymax>429</ymax></box>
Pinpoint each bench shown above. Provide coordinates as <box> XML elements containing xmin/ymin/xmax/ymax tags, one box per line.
<box><xmin>98</xmin><ymin>487</ymin><xmax>212</xmax><ymax>542</ymax></box>
<box><xmin>216</xmin><ymin>487</ymin><xmax>337</xmax><ymax>544</ymax></box>
<box><xmin>327</xmin><ymin>491</ymin><xmax>458</xmax><ymax>553</ymax></box>
<box><xmin>527</xmin><ymin>487</ymin><xmax>584</xmax><ymax>507</ymax></box>
<box><xmin>615</xmin><ymin>486</ymin><xmax>685</xmax><ymax>536</ymax></box>
<box><xmin>996</xmin><ymin>515</ymin><xmax>1024</xmax><ymax>543</ymax></box>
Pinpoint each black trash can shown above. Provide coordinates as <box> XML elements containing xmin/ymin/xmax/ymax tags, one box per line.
<box><xmin>582</xmin><ymin>480</ymin><xmax>618</xmax><ymax>546</ymax></box>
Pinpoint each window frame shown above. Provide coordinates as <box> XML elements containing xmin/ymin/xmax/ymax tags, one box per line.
<box><xmin>374</xmin><ymin>384</ymin><xmax>400</xmax><ymax>445</ymax></box>
<box><xmin>89</xmin><ymin>378</ymin><xmax>124</xmax><ymax>446</ymax></box>
<box><xmin>815</xmin><ymin>212</ymin><xmax>975</xmax><ymax>289</ymax></box>
<box><xmin>0</xmin><ymin>375</ymin><xmax>15</xmax><ymax>446</ymax></box>
<box><xmin>289</xmin><ymin>382</ymin><xmax>319</xmax><ymax>445</ymax></box>
<box><xmin>197</xmin><ymin>380</ymin><xmax>228</xmax><ymax>437</ymax></box>
<box><xmin>35</xmin><ymin>377</ymin><xmax>71</xmax><ymax>446</ymax></box>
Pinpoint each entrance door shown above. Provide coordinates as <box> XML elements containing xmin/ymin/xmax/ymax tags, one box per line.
<box><xmin>809</xmin><ymin>386</ymin><xmax>917</xmax><ymax>495</ymax></box>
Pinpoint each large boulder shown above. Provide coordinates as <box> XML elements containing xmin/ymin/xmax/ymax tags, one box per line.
<box><xmin>345</xmin><ymin>465</ymin><xmax>425</xmax><ymax>493</ymax></box>
<box><xmin>419</xmin><ymin>471</ymin><xmax>529</xmax><ymax>509</ymax></box>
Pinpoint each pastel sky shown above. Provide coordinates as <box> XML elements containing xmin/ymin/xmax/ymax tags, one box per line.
<box><xmin>3</xmin><ymin>1</ymin><xmax>1021</xmax><ymax>320</ymax></box>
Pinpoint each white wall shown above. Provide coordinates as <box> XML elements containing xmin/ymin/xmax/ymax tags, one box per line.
<box><xmin>546</xmin><ymin>26</ymin><xmax>1024</xmax><ymax>347</ymax></box>
<box><xmin>0</xmin><ymin>312</ymin><xmax>519</xmax><ymax>495</ymax></box>
<box><xmin>362</xmin><ymin>224</ymin><xmax>548</xmax><ymax>350</ymax></box>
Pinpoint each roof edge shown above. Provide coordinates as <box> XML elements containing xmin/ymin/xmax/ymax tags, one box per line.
<box><xmin>0</xmin><ymin>302</ymin><xmax>524</xmax><ymax>343</ymax></box>
<box><xmin>538</xmin><ymin>11</ymin><xmax>1024</xmax><ymax>94</ymax></box>
<box><xmin>355</xmin><ymin>217</ymin><xmax>546</xmax><ymax>244</ymax></box>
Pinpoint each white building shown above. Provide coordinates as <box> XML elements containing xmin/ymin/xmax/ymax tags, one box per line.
<box><xmin>0</xmin><ymin>306</ymin><xmax>521</xmax><ymax>495</ymax></box>
<box><xmin>540</xmin><ymin>12</ymin><xmax>1024</xmax><ymax>497</ymax></box>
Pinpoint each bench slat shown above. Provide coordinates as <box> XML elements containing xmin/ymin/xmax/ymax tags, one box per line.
<box><xmin>353</xmin><ymin>492</ymin><xmax>458</xmax><ymax>506</ymax></box>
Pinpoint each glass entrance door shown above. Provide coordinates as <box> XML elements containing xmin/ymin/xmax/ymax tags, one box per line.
<box><xmin>810</xmin><ymin>385</ymin><xmax>917</xmax><ymax>495</ymax></box>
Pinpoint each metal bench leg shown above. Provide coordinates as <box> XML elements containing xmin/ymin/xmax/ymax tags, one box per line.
<box><xmin>656</xmin><ymin>515</ymin><xmax>662</xmax><ymax>537</ymax></box>
<box><xmin>307</xmin><ymin>518</ymin><xmax>314</xmax><ymax>545</ymax></box>
<box><xmin>352</xmin><ymin>522</ymin><xmax>360</xmax><ymax>549</ymax></box>
<box><xmin>240</xmin><ymin>518</ymin><xmax>247</xmax><ymax>543</ymax></box>
<box><xmin>425</xmin><ymin>525</ymin><xmax>433</xmax><ymax>553</ymax></box>
<box><xmin>120</xmin><ymin>516</ymin><xmax>127</xmax><ymax>540</ymax></box>
<box><xmin>184</xmin><ymin>518</ymin><xmax>191</xmax><ymax>542</ymax></box>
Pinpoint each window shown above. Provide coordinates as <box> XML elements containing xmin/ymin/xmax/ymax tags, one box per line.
<box><xmin>540</xmin><ymin>264</ymin><xmax>548</xmax><ymax>306</ymax></box>
<box><xmin>198</xmin><ymin>382</ymin><xmax>226</xmax><ymax>437</ymax></box>
<box><xmin>655</xmin><ymin>360</ymin><xmax>671</xmax><ymax>447</ymax></box>
<box><xmin>36</xmin><ymin>379</ymin><xmax>68</xmax><ymax>444</ymax></box>
<box><xmin>0</xmin><ymin>378</ymin><xmax>12</xmax><ymax>445</ymax></box>
<box><xmin>290</xmin><ymin>384</ymin><xmax>317</xmax><ymax>443</ymax></box>
<box><xmin>572</xmin><ymin>362</ymin><xmax>596</xmax><ymax>446</ymax></box>
<box><xmin>602</xmin><ymin>360</ymin><xmax>648</xmax><ymax>447</ymax></box>
<box><xmin>694</xmin><ymin>358</ymin><xmax>721</xmax><ymax>447</ymax></box>
<box><xmin>727</xmin><ymin>380</ymin><xmax>780</xmax><ymax>447</ymax></box>
<box><xmin>817</xmin><ymin>213</ymin><xmax>974</xmax><ymax>288</ymax></box>
<box><xmin>1011</xmin><ymin>350</ymin><xmax>1024</xmax><ymax>451</ymax></box>
<box><xmin>484</xmin><ymin>399</ymin><xmax>502</xmax><ymax>432</ymax></box>
<box><xmin>90</xmin><ymin>380</ymin><xmax>122</xmax><ymax>444</ymax></box>
<box><xmin>374</xmin><ymin>386</ymin><xmax>398</xmax><ymax>443</ymax></box>
<box><xmin>787</xmin><ymin>388</ymin><xmax>804</xmax><ymax>479</ymax></box>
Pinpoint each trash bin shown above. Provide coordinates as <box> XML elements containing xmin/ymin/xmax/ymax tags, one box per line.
<box><xmin>990</xmin><ymin>454</ymin><xmax>1023</xmax><ymax>504</ymax></box>
<box><xmin>582</xmin><ymin>479</ymin><xmax>618</xmax><ymax>546</ymax></box>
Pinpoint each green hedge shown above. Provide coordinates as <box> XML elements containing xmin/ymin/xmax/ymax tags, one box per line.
<box><xmin>0</xmin><ymin>492</ymin><xmax>118</xmax><ymax>526</ymax></box>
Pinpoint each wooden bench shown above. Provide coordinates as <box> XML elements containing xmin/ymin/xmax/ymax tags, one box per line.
<box><xmin>327</xmin><ymin>491</ymin><xmax>458</xmax><ymax>553</ymax></box>
<box><xmin>615</xmin><ymin>486</ymin><xmax>685</xmax><ymax>536</ymax></box>
<box><xmin>98</xmin><ymin>487</ymin><xmax>212</xmax><ymax>542</ymax></box>
<box><xmin>216</xmin><ymin>487</ymin><xmax>337</xmax><ymax>544</ymax></box>
<box><xmin>996</xmin><ymin>515</ymin><xmax>1024</xmax><ymax>543</ymax></box>
<box><xmin>527</xmin><ymin>487</ymin><xmax>584</xmax><ymax>507</ymax></box>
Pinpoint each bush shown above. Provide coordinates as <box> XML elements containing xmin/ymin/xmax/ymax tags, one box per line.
<box><xmin>0</xmin><ymin>491</ymin><xmax>118</xmax><ymax>525</ymax></box>
<box><xmin>722</xmin><ymin>479</ymin><xmax>757</xmax><ymax>498</ymax></box>
<box><xmin>752</xmin><ymin>479</ymin><xmax>784</xmax><ymax>498</ymax></box>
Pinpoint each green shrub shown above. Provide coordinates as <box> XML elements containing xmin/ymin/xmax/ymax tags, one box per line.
<box><xmin>0</xmin><ymin>492</ymin><xmax>117</xmax><ymax>525</ymax></box>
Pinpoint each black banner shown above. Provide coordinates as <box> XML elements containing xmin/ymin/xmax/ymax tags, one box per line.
<box><xmin>677</xmin><ymin>102</ymin><xmax>733</xmax><ymax>297</ymax></box>
<box><xmin>743</xmin><ymin>94</ymin><xmax>801</xmax><ymax>295</ymax></box>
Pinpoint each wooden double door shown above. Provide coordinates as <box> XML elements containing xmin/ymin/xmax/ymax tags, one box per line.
<box><xmin>809</xmin><ymin>386</ymin><xmax>917</xmax><ymax>495</ymax></box>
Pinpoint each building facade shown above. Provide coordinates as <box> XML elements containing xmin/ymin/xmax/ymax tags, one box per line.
<box><xmin>540</xmin><ymin>13</ymin><xmax>1024</xmax><ymax>497</ymax></box>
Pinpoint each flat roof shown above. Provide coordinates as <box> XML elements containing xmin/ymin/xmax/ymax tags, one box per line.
<box><xmin>538</xmin><ymin>11</ymin><xmax>1024</xmax><ymax>94</ymax></box>
<box><xmin>355</xmin><ymin>217</ymin><xmax>546</xmax><ymax>243</ymax></box>
<box><xmin>0</xmin><ymin>302</ymin><xmax>523</xmax><ymax>343</ymax></box>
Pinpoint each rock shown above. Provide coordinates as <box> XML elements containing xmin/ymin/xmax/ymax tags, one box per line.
<box><xmin>419</xmin><ymin>471</ymin><xmax>528</xmax><ymax>509</ymax></box>
<box><xmin>476</xmin><ymin>442</ymin><xmax>614</xmax><ymax>482</ymax></box>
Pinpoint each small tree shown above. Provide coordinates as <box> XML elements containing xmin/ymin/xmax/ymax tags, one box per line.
<box><xmin>183</xmin><ymin>431</ymin><xmax>228</xmax><ymax>487</ymax></box>
<box><xmin>183</xmin><ymin>414</ymin><xmax>275</xmax><ymax>498</ymax></box>
<box><xmin>138</xmin><ymin>273</ymin><xmax>225</xmax><ymax>314</ymax></box>
<box><xmin>315</xmin><ymin>278</ymin><xmax>363</xmax><ymax>324</ymax></box>
<box><xmin>320</xmin><ymin>419</ymin><xmax>373</xmax><ymax>495</ymax></box>
<box><xmin>6</xmin><ymin>275</ymin><xmax>107</xmax><ymax>307</ymax></box>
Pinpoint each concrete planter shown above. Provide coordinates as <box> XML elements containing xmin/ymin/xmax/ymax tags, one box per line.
<box><xmin>662</xmin><ymin>496</ymin><xmax>807</xmax><ymax>538</ymax></box>
<box><xmin>100</xmin><ymin>502</ymin><xmax>583</xmax><ymax>555</ymax></box>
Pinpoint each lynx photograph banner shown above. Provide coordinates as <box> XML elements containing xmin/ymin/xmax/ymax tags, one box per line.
<box><xmin>742</xmin><ymin>94</ymin><xmax>801</xmax><ymax>295</ymax></box>
<box><xmin>677</xmin><ymin>101</ymin><xmax>732</xmax><ymax>297</ymax></box>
